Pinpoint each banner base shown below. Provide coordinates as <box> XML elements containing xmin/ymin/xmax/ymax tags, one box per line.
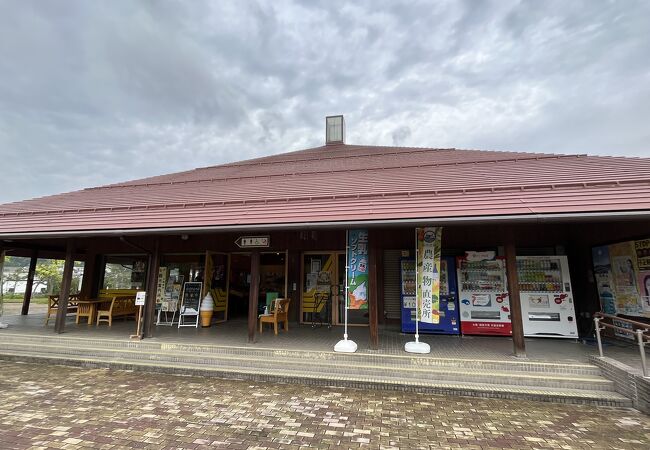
<box><xmin>334</xmin><ymin>339</ymin><xmax>358</xmax><ymax>353</ymax></box>
<box><xmin>405</xmin><ymin>341</ymin><xmax>430</xmax><ymax>354</ymax></box>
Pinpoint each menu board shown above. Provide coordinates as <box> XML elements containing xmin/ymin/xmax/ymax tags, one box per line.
<box><xmin>181</xmin><ymin>282</ymin><xmax>203</xmax><ymax>313</ymax></box>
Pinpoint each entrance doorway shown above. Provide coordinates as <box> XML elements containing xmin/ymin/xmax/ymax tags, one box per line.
<box><xmin>223</xmin><ymin>251</ymin><xmax>288</xmax><ymax>321</ymax></box>
<box><xmin>228</xmin><ymin>254</ymin><xmax>251</xmax><ymax>319</ymax></box>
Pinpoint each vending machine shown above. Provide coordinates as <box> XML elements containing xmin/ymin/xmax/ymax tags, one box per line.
<box><xmin>457</xmin><ymin>253</ymin><xmax>511</xmax><ymax>336</ymax></box>
<box><xmin>516</xmin><ymin>255</ymin><xmax>578</xmax><ymax>338</ymax></box>
<box><xmin>401</xmin><ymin>257</ymin><xmax>460</xmax><ymax>334</ymax></box>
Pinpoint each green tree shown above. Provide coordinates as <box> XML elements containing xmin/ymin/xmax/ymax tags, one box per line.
<box><xmin>33</xmin><ymin>259</ymin><xmax>65</xmax><ymax>295</ymax></box>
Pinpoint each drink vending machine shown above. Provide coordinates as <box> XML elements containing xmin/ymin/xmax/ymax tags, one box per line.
<box><xmin>516</xmin><ymin>255</ymin><xmax>578</xmax><ymax>338</ymax></box>
<box><xmin>457</xmin><ymin>253</ymin><xmax>511</xmax><ymax>335</ymax></box>
<box><xmin>400</xmin><ymin>256</ymin><xmax>460</xmax><ymax>334</ymax></box>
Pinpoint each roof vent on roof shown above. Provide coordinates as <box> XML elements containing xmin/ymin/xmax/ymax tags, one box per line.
<box><xmin>326</xmin><ymin>115</ymin><xmax>345</xmax><ymax>145</ymax></box>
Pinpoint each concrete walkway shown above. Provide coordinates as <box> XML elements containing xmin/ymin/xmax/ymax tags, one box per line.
<box><xmin>0</xmin><ymin>360</ymin><xmax>648</xmax><ymax>449</ymax></box>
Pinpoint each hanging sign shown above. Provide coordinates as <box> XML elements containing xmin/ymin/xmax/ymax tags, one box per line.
<box><xmin>417</xmin><ymin>227</ymin><xmax>442</xmax><ymax>324</ymax></box>
<box><xmin>235</xmin><ymin>236</ymin><xmax>270</xmax><ymax>248</ymax></box>
<box><xmin>347</xmin><ymin>229</ymin><xmax>369</xmax><ymax>310</ymax></box>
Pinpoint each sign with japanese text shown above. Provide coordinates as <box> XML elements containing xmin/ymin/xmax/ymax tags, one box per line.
<box><xmin>347</xmin><ymin>229</ymin><xmax>369</xmax><ymax>310</ymax></box>
<box><xmin>235</xmin><ymin>236</ymin><xmax>270</xmax><ymax>248</ymax></box>
<box><xmin>635</xmin><ymin>239</ymin><xmax>650</xmax><ymax>271</ymax></box>
<box><xmin>417</xmin><ymin>227</ymin><xmax>442</xmax><ymax>324</ymax></box>
<box><xmin>135</xmin><ymin>291</ymin><xmax>146</xmax><ymax>306</ymax></box>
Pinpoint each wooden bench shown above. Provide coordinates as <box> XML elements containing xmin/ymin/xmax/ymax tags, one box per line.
<box><xmin>96</xmin><ymin>295</ymin><xmax>137</xmax><ymax>327</ymax></box>
<box><xmin>44</xmin><ymin>294</ymin><xmax>80</xmax><ymax>325</ymax></box>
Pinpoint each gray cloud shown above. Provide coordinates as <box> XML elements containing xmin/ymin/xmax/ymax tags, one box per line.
<box><xmin>1</xmin><ymin>0</ymin><xmax>649</xmax><ymax>203</ymax></box>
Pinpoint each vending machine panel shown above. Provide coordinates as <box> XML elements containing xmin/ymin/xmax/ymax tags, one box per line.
<box><xmin>517</xmin><ymin>255</ymin><xmax>578</xmax><ymax>338</ymax></box>
<box><xmin>457</xmin><ymin>254</ymin><xmax>511</xmax><ymax>336</ymax></box>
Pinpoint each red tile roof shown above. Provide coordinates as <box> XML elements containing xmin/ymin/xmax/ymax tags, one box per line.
<box><xmin>1</xmin><ymin>144</ymin><xmax>650</xmax><ymax>236</ymax></box>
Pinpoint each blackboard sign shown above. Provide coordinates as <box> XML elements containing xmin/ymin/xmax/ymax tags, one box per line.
<box><xmin>181</xmin><ymin>282</ymin><xmax>202</xmax><ymax>313</ymax></box>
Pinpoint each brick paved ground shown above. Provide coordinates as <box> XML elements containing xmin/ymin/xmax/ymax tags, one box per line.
<box><xmin>0</xmin><ymin>361</ymin><xmax>648</xmax><ymax>449</ymax></box>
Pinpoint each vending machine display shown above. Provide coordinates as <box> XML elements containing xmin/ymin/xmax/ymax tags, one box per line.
<box><xmin>517</xmin><ymin>255</ymin><xmax>578</xmax><ymax>338</ymax></box>
<box><xmin>457</xmin><ymin>254</ymin><xmax>511</xmax><ymax>335</ymax></box>
<box><xmin>401</xmin><ymin>257</ymin><xmax>460</xmax><ymax>334</ymax></box>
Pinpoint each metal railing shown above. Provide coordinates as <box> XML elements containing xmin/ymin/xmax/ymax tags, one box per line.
<box><xmin>594</xmin><ymin>312</ymin><xmax>649</xmax><ymax>377</ymax></box>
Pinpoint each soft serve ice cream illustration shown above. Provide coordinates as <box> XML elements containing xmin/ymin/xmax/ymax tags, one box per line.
<box><xmin>349</xmin><ymin>281</ymin><xmax>367</xmax><ymax>309</ymax></box>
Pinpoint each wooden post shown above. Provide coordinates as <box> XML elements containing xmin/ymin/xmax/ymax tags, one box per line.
<box><xmin>79</xmin><ymin>250</ymin><xmax>96</xmax><ymax>300</ymax></box>
<box><xmin>54</xmin><ymin>240</ymin><xmax>75</xmax><ymax>334</ymax></box>
<box><xmin>505</xmin><ymin>237</ymin><xmax>526</xmax><ymax>357</ymax></box>
<box><xmin>248</xmin><ymin>250</ymin><xmax>261</xmax><ymax>343</ymax></box>
<box><xmin>21</xmin><ymin>250</ymin><xmax>38</xmax><ymax>315</ymax></box>
<box><xmin>287</xmin><ymin>250</ymin><xmax>301</xmax><ymax>324</ymax></box>
<box><xmin>376</xmin><ymin>247</ymin><xmax>385</xmax><ymax>325</ymax></box>
<box><xmin>143</xmin><ymin>238</ymin><xmax>160</xmax><ymax>338</ymax></box>
<box><xmin>368</xmin><ymin>235</ymin><xmax>379</xmax><ymax>350</ymax></box>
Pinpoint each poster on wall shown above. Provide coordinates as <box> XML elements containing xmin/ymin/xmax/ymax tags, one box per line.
<box><xmin>417</xmin><ymin>227</ymin><xmax>442</xmax><ymax>324</ymax></box>
<box><xmin>347</xmin><ymin>229</ymin><xmax>368</xmax><ymax>310</ymax></box>
<box><xmin>635</xmin><ymin>239</ymin><xmax>650</xmax><ymax>316</ymax></box>
<box><xmin>591</xmin><ymin>246</ymin><xmax>617</xmax><ymax>315</ymax></box>
<box><xmin>608</xmin><ymin>241</ymin><xmax>642</xmax><ymax>316</ymax></box>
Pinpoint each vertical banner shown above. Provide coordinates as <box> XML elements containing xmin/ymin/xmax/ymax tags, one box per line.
<box><xmin>417</xmin><ymin>227</ymin><xmax>442</xmax><ymax>324</ymax></box>
<box><xmin>347</xmin><ymin>229</ymin><xmax>368</xmax><ymax>310</ymax></box>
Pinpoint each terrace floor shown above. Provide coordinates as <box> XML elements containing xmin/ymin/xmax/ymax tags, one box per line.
<box><xmin>1</xmin><ymin>306</ymin><xmax>647</xmax><ymax>372</ymax></box>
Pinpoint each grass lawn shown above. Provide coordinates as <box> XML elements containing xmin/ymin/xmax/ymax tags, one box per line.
<box><xmin>2</xmin><ymin>295</ymin><xmax>50</xmax><ymax>304</ymax></box>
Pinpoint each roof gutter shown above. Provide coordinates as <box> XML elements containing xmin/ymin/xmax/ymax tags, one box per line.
<box><xmin>1</xmin><ymin>210</ymin><xmax>650</xmax><ymax>240</ymax></box>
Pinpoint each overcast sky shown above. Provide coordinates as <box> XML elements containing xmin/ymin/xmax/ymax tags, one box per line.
<box><xmin>1</xmin><ymin>0</ymin><xmax>649</xmax><ymax>204</ymax></box>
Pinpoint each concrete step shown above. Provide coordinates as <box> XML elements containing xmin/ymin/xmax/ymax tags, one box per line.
<box><xmin>0</xmin><ymin>332</ymin><xmax>603</xmax><ymax>376</ymax></box>
<box><xmin>0</xmin><ymin>341</ymin><xmax>616</xmax><ymax>392</ymax></box>
<box><xmin>0</xmin><ymin>349</ymin><xmax>632</xmax><ymax>408</ymax></box>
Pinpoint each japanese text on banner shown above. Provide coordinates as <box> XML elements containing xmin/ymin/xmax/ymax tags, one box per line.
<box><xmin>417</xmin><ymin>227</ymin><xmax>442</xmax><ymax>323</ymax></box>
<box><xmin>347</xmin><ymin>229</ymin><xmax>369</xmax><ymax>310</ymax></box>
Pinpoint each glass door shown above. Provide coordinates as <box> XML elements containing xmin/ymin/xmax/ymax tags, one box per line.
<box><xmin>301</xmin><ymin>252</ymin><xmax>337</xmax><ymax>324</ymax></box>
<box><xmin>301</xmin><ymin>251</ymin><xmax>368</xmax><ymax>326</ymax></box>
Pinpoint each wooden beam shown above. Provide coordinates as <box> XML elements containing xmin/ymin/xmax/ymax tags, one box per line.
<box><xmin>505</xmin><ymin>237</ymin><xmax>526</xmax><ymax>357</ymax></box>
<box><xmin>21</xmin><ymin>250</ymin><xmax>38</xmax><ymax>315</ymax></box>
<box><xmin>54</xmin><ymin>240</ymin><xmax>75</xmax><ymax>334</ymax></box>
<box><xmin>143</xmin><ymin>238</ymin><xmax>161</xmax><ymax>338</ymax></box>
<box><xmin>248</xmin><ymin>250</ymin><xmax>261</xmax><ymax>343</ymax></box>
<box><xmin>368</xmin><ymin>235</ymin><xmax>379</xmax><ymax>350</ymax></box>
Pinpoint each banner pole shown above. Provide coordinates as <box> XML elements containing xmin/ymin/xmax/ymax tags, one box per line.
<box><xmin>0</xmin><ymin>249</ymin><xmax>7</xmax><ymax>328</ymax></box>
<box><xmin>335</xmin><ymin>229</ymin><xmax>357</xmax><ymax>352</ymax></box>
<box><xmin>415</xmin><ymin>228</ymin><xmax>420</xmax><ymax>343</ymax></box>
<box><xmin>344</xmin><ymin>229</ymin><xmax>349</xmax><ymax>340</ymax></box>
<box><xmin>405</xmin><ymin>227</ymin><xmax>430</xmax><ymax>354</ymax></box>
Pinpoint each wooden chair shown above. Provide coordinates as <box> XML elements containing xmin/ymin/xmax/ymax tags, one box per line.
<box><xmin>96</xmin><ymin>296</ymin><xmax>137</xmax><ymax>327</ymax></box>
<box><xmin>76</xmin><ymin>301</ymin><xmax>95</xmax><ymax>324</ymax></box>
<box><xmin>44</xmin><ymin>294</ymin><xmax>79</xmax><ymax>325</ymax></box>
<box><xmin>259</xmin><ymin>298</ymin><xmax>290</xmax><ymax>335</ymax></box>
